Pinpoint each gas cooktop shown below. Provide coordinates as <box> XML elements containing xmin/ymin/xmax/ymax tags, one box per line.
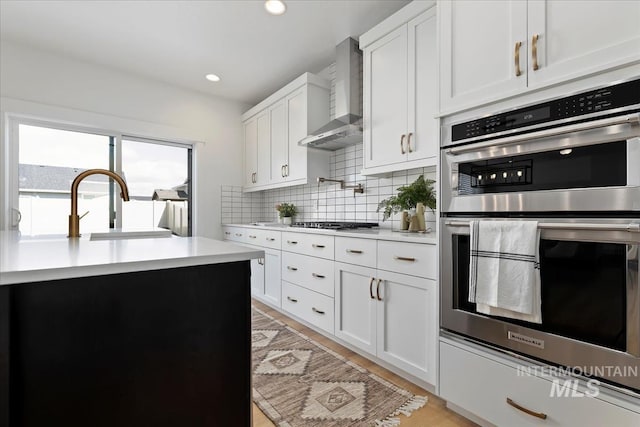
<box><xmin>290</xmin><ymin>221</ymin><xmax>379</xmax><ymax>230</ymax></box>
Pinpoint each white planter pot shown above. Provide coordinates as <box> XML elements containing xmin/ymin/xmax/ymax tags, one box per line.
<box><xmin>282</xmin><ymin>217</ymin><xmax>292</xmax><ymax>225</ymax></box>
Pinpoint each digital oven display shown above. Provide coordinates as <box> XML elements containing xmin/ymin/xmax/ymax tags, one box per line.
<box><xmin>505</xmin><ymin>106</ymin><xmax>551</xmax><ymax>128</ymax></box>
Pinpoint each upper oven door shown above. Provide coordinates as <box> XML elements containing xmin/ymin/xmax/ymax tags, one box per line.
<box><xmin>441</xmin><ymin>113</ymin><xmax>640</xmax><ymax>213</ymax></box>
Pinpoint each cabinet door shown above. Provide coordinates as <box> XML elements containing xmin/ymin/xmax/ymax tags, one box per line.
<box><xmin>250</xmin><ymin>257</ymin><xmax>265</xmax><ymax>297</ymax></box>
<box><xmin>527</xmin><ymin>0</ymin><xmax>640</xmax><ymax>89</ymax></box>
<box><xmin>363</xmin><ymin>25</ymin><xmax>408</xmax><ymax>169</ymax></box>
<box><xmin>269</xmin><ymin>100</ymin><xmax>288</xmax><ymax>184</ymax></box>
<box><xmin>256</xmin><ymin>111</ymin><xmax>271</xmax><ymax>186</ymax></box>
<box><xmin>263</xmin><ymin>248</ymin><xmax>281</xmax><ymax>308</ymax></box>
<box><xmin>243</xmin><ymin>118</ymin><xmax>257</xmax><ymax>187</ymax></box>
<box><xmin>407</xmin><ymin>7</ymin><xmax>437</xmax><ymax>164</ymax></box>
<box><xmin>439</xmin><ymin>0</ymin><xmax>528</xmax><ymax>112</ymax></box>
<box><xmin>334</xmin><ymin>263</ymin><xmax>377</xmax><ymax>355</ymax></box>
<box><xmin>286</xmin><ymin>87</ymin><xmax>307</xmax><ymax>182</ymax></box>
<box><xmin>375</xmin><ymin>270</ymin><xmax>437</xmax><ymax>384</ymax></box>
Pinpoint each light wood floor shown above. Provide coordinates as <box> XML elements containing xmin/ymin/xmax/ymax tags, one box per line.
<box><xmin>251</xmin><ymin>299</ymin><xmax>477</xmax><ymax>427</ymax></box>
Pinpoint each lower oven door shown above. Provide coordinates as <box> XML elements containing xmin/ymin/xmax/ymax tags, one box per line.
<box><xmin>441</xmin><ymin>217</ymin><xmax>640</xmax><ymax>392</ymax></box>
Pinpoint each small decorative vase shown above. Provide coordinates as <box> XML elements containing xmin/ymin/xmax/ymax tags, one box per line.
<box><xmin>282</xmin><ymin>216</ymin><xmax>292</xmax><ymax>225</ymax></box>
<box><xmin>416</xmin><ymin>203</ymin><xmax>426</xmax><ymax>231</ymax></box>
<box><xmin>400</xmin><ymin>211</ymin><xmax>409</xmax><ymax>230</ymax></box>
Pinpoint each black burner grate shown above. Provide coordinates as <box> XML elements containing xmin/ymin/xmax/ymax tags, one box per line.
<box><xmin>290</xmin><ymin>222</ymin><xmax>379</xmax><ymax>230</ymax></box>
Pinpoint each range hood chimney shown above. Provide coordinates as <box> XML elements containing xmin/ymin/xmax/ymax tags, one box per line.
<box><xmin>299</xmin><ymin>37</ymin><xmax>363</xmax><ymax>151</ymax></box>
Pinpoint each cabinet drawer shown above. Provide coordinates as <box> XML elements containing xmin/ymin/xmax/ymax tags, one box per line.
<box><xmin>281</xmin><ymin>252</ymin><xmax>334</xmax><ymax>297</ymax></box>
<box><xmin>282</xmin><ymin>232</ymin><xmax>334</xmax><ymax>260</ymax></box>
<box><xmin>281</xmin><ymin>281</ymin><xmax>334</xmax><ymax>334</ymax></box>
<box><xmin>440</xmin><ymin>341</ymin><xmax>640</xmax><ymax>427</ymax></box>
<box><xmin>222</xmin><ymin>226</ymin><xmax>247</xmax><ymax>243</ymax></box>
<box><xmin>245</xmin><ymin>229</ymin><xmax>281</xmax><ymax>250</ymax></box>
<box><xmin>335</xmin><ymin>237</ymin><xmax>377</xmax><ymax>268</ymax></box>
<box><xmin>377</xmin><ymin>241</ymin><xmax>435</xmax><ymax>278</ymax></box>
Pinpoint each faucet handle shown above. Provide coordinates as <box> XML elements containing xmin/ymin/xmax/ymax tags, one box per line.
<box><xmin>79</xmin><ymin>210</ymin><xmax>90</xmax><ymax>220</ymax></box>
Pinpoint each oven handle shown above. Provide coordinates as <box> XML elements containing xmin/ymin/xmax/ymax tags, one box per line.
<box><xmin>446</xmin><ymin>113</ymin><xmax>640</xmax><ymax>156</ymax></box>
<box><xmin>444</xmin><ymin>220</ymin><xmax>640</xmax><ymax>233</ymax></box>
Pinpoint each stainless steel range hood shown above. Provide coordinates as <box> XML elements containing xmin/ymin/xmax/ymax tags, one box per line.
<box><xmin>299</xmin><ymin>38</ymin><xmax>363</xmax><ymax>151</ymax></box>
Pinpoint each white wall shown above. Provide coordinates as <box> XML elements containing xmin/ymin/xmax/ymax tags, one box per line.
<box><xmin>0</xmin><ymin>41</ymin><xmax>248</xmax><ymax>238</ymax></box>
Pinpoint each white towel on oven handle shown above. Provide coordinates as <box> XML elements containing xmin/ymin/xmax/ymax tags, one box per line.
<box><xmin>468</xmin><ymin>220</ymin><xmax>542</xmax><ymax>324</ymax></box>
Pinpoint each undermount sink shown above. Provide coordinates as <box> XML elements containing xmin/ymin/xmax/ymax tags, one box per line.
<box><xmin>89</xmin><ymin>229</ymin><xmax>172</xmax><ymax>241</ymax></box>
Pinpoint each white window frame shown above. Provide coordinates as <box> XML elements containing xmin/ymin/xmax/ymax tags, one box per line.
<box><xmin>5</xmin><ymin>115</ymin><xmax>194</xmax><ymax>233</ymax></box>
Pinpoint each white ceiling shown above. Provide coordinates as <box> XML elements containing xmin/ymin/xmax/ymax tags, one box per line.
<box><xmin>0</xmin><ymin>0</ymin><xmax>410</xmax><ymax>106</ymax></box>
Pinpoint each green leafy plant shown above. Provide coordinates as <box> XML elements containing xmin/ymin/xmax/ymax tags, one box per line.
<box><xmin>275</xmin><ymin>203</ymin><xmax>298</xmax><ymax>218</ymax></box>
<box><xmin>376</xmin><ymin>175</ymin><xmax>436</xmax><ymax>221</ymax></box>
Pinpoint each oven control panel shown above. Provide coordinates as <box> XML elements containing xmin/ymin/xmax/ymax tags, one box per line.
<box><xmin>452</xmin><ymin>78</ymin><xmax>640</xmax><ymax>143</ymax></box>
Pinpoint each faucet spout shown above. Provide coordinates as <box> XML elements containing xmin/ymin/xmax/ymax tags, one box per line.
<box><xmin>69</xmin><ymin>169</ymin><xmax>130</xmax><ymax>238</ymax></box>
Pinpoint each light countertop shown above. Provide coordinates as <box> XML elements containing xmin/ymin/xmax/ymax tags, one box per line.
<box><xmin>0</xmin><ymin>232</ymin><xmax>263</xmax><ymax>285</ymax></box>
<box><xmin>223</xmin><ymin>223</ymin><xmax>437</xmax><ymax>245</ymax></box>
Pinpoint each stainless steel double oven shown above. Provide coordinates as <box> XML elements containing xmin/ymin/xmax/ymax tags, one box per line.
<box><xmin>440</xmin><ymin>78</ymin><xmax>640</xmax><ymax>393</ymax></box>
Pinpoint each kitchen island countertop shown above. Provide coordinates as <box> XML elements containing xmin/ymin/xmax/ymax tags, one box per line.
<box><xmin>0</xmin><ymin>232</ymin><xmax>263</xmax><ymax>285</ymax></box>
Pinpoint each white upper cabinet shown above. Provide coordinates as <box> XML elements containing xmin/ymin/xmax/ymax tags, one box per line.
<box><xmin>256</xmin><ymin>111</ymin><xmax>271</xmax><ymax>186</ymax></box>
<box><xmin>440</xmin><ymin>0</ymin><xmax>640</xmax><ymax>114</ymax></box>
<box><xmin>361</xmin><ymin>2</ymin><xmax>438</xmax><ymax>176</ymax></box>
<box><xmin>526</xmin><ymin>0</ymin><xmax>640</xmax><ymax>89</ymax></box>
<box><xmin>439</xmin><ymin>0</ymin><xmax>527</xmax><ymax>114</ymax></box>
<box><xmin>242</xmin><ymin>73</ymin><xmax>331</xmax><ymax>192</ymax></box>
<box><xmin>243</xmin><ymin>118</ymin><xmax>258</xmax><ymax>187</ymax></box>
<box><xmin>269</xmin><ymin>99</ymin><xmax>287</xmax><ymax>184</ymax></box>
<box><xmin>364</xmin><ymin>26</ymin><xmax>408</xmax><ymax>169</ymax></box>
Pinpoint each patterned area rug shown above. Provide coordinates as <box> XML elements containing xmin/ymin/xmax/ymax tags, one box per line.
<box><xmin>252</xmin><ymin>306</ymin><xmax>427</xmax><ymax>427</ymax></box>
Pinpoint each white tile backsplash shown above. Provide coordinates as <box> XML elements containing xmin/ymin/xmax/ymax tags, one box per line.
<box><xmin>220</xmin><ymin>147</ymin><xmax>436</xmax><ymax>230</ymax></box>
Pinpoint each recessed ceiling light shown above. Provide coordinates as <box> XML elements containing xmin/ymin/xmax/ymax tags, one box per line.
<box><xmin>205</xmin><ymin>74</ymin><xmax>221</xmax><ymax>82</ymax></box>
<box><xmin>265</xmin><ymin>0</ymin><xmax>286</xmax><ymax>16</ymax></box>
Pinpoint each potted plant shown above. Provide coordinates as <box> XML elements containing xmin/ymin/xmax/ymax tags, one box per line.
<box><xmin>275</xmin><ymin>203</ymin><xmax>298</xmax><ymax>225</ymax></box>
<box><xmin>377</xmin><ymin>175</ymin><xmax>436</xmax><ymax>230</ymax></box>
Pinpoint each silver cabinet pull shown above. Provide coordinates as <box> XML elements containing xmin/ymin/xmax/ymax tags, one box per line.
<box><xmin>257</xmin><ymin>258</ymin><xmax>264</xmax><ymax>265</ymax></box>
<box><xmin>266</xmin><ymin>237</ymin><xmax>276</xmax><ymax>241</ymax></box>
<box><xmin>346</xmin><ymin>249</ymin><xmax>363</xmax><ymax>254</ymax></box>
<box><xmin>235</xmin><ymin>233</ymin><xmax>243</xmax><ymax>237</ymax></box>
<box><xmin>400</xmin><ymin>134</ymin><xmax>406</xmax><ymax>154</ymax></box>
<box><xmin>506</xmin><ymin>398</ymin><xmax>547</xmax><ymax>420</ymax></box>
<box><xmin>394</xmin><ymin>256</ymin><xmax>416</xmax><ymax>262</ymax></box>
<box><xmin>287</xmin><ymin>296</ymin><xmax>298</xmax><ymax>303</ymax></box>
<box><xmin>514</xmin><ymin>41</ymin><xmax>522</xmax><ymax>77</ymax></box>
<box><xmin>531</xmin><ymin>34</ymin><xmax>540</xmax><ymax>71</ymax></box>
<box><xmin>376</xmin><ymin>278</ymin><xmax>383</xmax><ymax>301</ymax></box>
<box><xmin>312</xmin><ymin>244</ymin><xmax>325</xmax><ymax>248</ymax></box>
<box><xmin>281</xmin><ymin>165</ymin><xmax>285</xmax><ymax>177</ymax></box>
<box><xmin>407</xmin><ymin>132</ymin><xmax>413</xmax><ymax>153</ymax></box>
<box><xmin>224</xmin><ymin>231</ymin><xmax>231</xmax><ymax>235</ymax></box>
<box><xmin>287</xmin><ymin>240</ymin><xmax>298</xmax><ymax>245</ymax></box>
<box><xmin>312</xmin><ymin>273</ymin><xmax>325</xmax><ymax>279</ymax></box>
<box><xmin>312</xmin><ymin>307</ymin><xmax>325</xmax><ymax>315</ymax></box>
<box><xmin>369</xmin><ymin>277</ymin><xmax>375</xmax><ymax>299</ymax></box>
<box><xmin>249</xmin><ymin>235</ymin><xmax>257</xmax><ymax>239</ymax></box>
<box><xmin>285</xmin><ymin>165</ymin><xmax>289</xmax><ymax>176</ymax></box>
<box><xmin>287</xmin><ymin>266</ymin><xmax>298</xmax><ymax>271</ymax></box>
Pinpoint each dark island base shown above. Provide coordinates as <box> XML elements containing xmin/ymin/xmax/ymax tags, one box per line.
<box><xmin>0</xmin><ymin>261</ymin><xmax>251</xmax><ymax>427</ymax></box>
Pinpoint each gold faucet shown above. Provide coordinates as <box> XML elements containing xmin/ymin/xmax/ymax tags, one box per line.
<box><xmin>68</xmin><ymin>169</ymin><xmax>130</xmax><ymax>238</ymax></box>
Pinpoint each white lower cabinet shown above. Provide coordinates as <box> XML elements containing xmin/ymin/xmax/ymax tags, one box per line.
<box><xmin>263</xmin><ymin>248</ymin><xmax>281</xmax><ymax>308</ymax></box>
<box><xmin>376</xmin><ymin>269</ymin><xmax>436</xmax><ymax>384</ymax></box>
<box><xmin>225</xmin><ymin>228</ymin><xmax>282</xmax><ymax>309</ymax></box>
<box><xmin>282</xmin><ymin>280</ymin><xmax>334</xmax><ymax>334</ymax></box>
<box><xmin>335</xmin><ymin>263</ymin><xmax>436</xmax><ymax>384</ymax></box>
<box><xmin>334</xmin><ymin>263</ymin><xmax>377</xmax><ymax>355</ymax></box>
<box><xmin>250</xmin><ymin>256</ymin><xmax>265</xmax><ymax>296</ymax></box>
<box><xmin>334</xmin><ymin>239</ymin><xmax>438</xmax><ymax>385</ymax></box>
<box><xmin>440</xmin><ymin>340</ymin><xmax>640</xmax><ymax>426</ymax></box>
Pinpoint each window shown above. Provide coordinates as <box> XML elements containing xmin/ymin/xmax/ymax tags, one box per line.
<box><xmin>14</xmin><ymin>121</ymin><xmax>192</xmax><ymax>236</ymax></box>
